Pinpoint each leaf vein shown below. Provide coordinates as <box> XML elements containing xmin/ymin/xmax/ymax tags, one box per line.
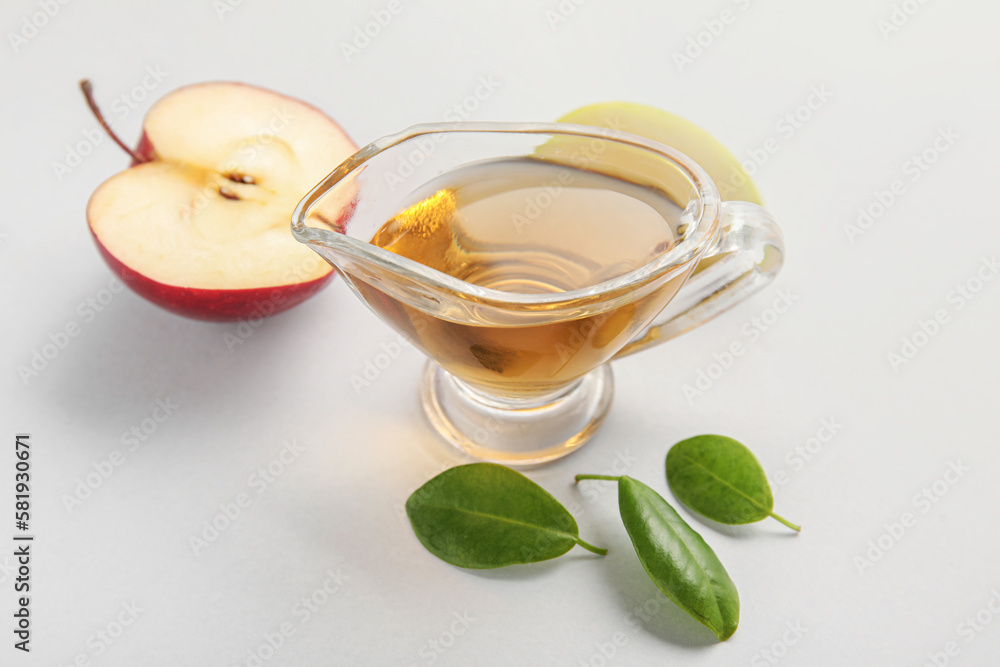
<box><xmin>674</xmin><ymin>451</ymin><xmax>768</xmax><ymax>512</ymax></box>
<box><xmin>420</xmin><ymin>503</ymin><xmax>575</xmax><ymax>540</ymax></box>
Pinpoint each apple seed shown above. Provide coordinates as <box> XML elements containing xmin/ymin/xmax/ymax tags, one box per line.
<box><xmin>218</xmin><ymin>186</ymin><xmax>240</xmax><ymax>201</ymax></box>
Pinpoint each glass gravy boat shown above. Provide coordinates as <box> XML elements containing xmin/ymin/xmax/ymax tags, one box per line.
<box><xmin>292</xmin><ymin>123</ymin><xmax>783</xmax><ymax>465</ymax></box>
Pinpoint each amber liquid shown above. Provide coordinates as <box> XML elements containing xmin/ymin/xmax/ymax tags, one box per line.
<box><xmin>358</xmin><ymin>158</ymin><xmax>690</xmax><ymax>396</ymax></box>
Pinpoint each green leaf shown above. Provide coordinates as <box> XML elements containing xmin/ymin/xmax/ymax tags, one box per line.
<box><xmin>406</xmin><ymin>463</ymin><xmax>606</xmax><ymax>569</ymax></box>
<box><xmin>666</xmin><ymin>435</ymin><xmax>800</xmax><ymax>531</ymax></box>
<box><xmin>617</xmin><ymin>476</ymin><xmax>740</xmax><ymax>641</ymax></box>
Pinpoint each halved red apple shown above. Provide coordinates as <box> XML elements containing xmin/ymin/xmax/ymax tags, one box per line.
<box><xmin>84</xmin><ymin>80</ymin><xmax>357</xmax><ymax>321</ymax></box>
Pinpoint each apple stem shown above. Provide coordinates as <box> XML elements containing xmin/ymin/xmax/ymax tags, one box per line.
<box><xmin>80</xmin><ymin>79</ymin><xmax>149</xmax><ymax>164</ymax></box>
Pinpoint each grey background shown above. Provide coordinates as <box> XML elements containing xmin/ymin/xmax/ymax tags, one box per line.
<box><xmin>2</xmin><ymin>0</ymin><xmax>999</xmax><ymax>665</ymax></box>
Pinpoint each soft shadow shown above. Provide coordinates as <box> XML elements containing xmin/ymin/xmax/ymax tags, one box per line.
<box><xmin>462</xmin><ymin>548</ymin><xmax>613</xmax><ymax>582</ymax></box>
<box><xmin>464</xmin><ymin>558</ymin><xmax>567</xmax><ymax>582</ymax></box>
<box><xmin>47</xmin><ymin>288</ymin><xmax>322</xmax><ymax>437</ymax></box>
<box><xmin>683</xmin><ymin>508</ymin><xmax>802</xmax><ymax>539</ymax></box>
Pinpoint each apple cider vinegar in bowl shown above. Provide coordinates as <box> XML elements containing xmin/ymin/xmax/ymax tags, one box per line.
<box><xmin>358</xmin><ymin>158</ymin><xmax>686</xmax><ymax>396</ymax></box>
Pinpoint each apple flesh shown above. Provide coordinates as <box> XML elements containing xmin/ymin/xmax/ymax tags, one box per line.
<box><xmin>557</xmin><ymin>101</ymin><xmax>764</xmax><ymax>205</ymax></box>
<box><xmin>85</xmin><ymin>81</ymin><xmax>357</xmax><ymax>321</ymax></box>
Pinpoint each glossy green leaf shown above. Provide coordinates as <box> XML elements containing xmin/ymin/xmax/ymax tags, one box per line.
<box><xmin>666</xmin><ymin>435</ymin><xmax>800</xmax><ymax>531</ymax></box>
<box><xmin>617</xmin><ymin>475</ymin><xmax>740</xmax><ymax>641</ymax></box>
<box><xmin>406</xmin><ymin>463</ymin><xmax>606</xmax><ymax>569</ymax></box>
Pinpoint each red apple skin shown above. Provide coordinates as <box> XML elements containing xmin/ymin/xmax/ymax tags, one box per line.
<box><xmin>132</xmin><ymin>132</ymin><xmax>155</xmax><ymax>164</ymax></box>
<box><xmin>91</xmin><ymin>230</ymin><xmax>336</xmax><ymax>322</ymax></box>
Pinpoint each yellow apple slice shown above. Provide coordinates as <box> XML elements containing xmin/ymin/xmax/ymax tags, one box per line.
<box><xmin>556</xmin><ymin>101</ymin><xmax>763</xmax><ymax>205</ymax></box>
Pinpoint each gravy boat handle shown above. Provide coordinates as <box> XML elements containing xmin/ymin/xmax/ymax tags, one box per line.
<box><xmin>613</xmin><ymin>201</ymin><xmax>784</xmax><ymax>359</ymax></box>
